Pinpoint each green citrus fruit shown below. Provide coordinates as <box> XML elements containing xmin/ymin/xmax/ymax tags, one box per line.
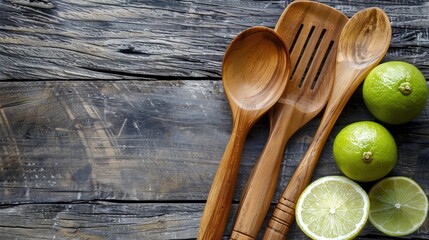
<box><xmin>368</xmin><ymin>176</ymin><xmax>428</xmax><ymax>236</ymax></box>
<box><xmin>295</xmin><ymin>176</ymin><xmax>370</xmax><ymax>240</ymax></box>
<box><xmin>363</xmin><ymin>61</ymin><xmax>428</xmax><ymax>125</ymax></box>
<box><xmin>333</xmin><ymin>121</ymin><xmax>397</xmax><ymax>182</ymax></box>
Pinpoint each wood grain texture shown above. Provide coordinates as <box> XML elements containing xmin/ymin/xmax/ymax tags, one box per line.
<box><xmin>0</xmin><ymin>81</ymin><xmax>233</xmax><ymax>203</ymax></box>
<box><xmin>0</xmin><ymin>202</ymin><xmax>425</xmax><ymax>240</ymax></box>
<box><xmin>0</xmin><ymin>0</ymin><xmax>428</xmax><ymax>239</ymax></box>
<box><xmin>0</xmin><ymin>0</ymin><xmax>428</xmax><ymax>79</ymax></box>
<box><xmin>0</xmin><ymin>0</ymin><xmax>285</xmax><ymax>79</ymax></box>
<box><xmin>0</xmin><ymin>201</ymin><xmax>202</xmax><ymax>239</ymax></box>
<box><xmin>0</xmin><ymin>81</ymin><xmax>428</xmax><ymax>239</ymax></box>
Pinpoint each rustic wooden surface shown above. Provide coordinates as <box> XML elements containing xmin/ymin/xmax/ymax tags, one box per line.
<box><xmin>0</xmin><ymin>0</ymin><xmax>428</xmax><ymax>239</ymax></box>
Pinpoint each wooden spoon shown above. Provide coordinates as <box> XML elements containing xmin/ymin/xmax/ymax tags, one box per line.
<box><xmin>230</xmin><ymin>2</ymin><xmax>347</xmax><ymax>239</ymax></box>
<box><xmin>198</xmin><ymin>26</ymin><xmax>291</xmax><ymax>240</ymax></box>
<box><xmin>263</xmin><ymin>7</ymin><xmax>392</xmax><ymax>240</ymax></box>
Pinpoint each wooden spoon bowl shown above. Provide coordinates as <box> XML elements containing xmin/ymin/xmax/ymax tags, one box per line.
<box><xmin>198</xmin><ymin>26</ymin><xmax>291</xmax><ymax>240</ymax></box>
<box><xmin>223</xmin><ymin>27</ymin><xmax>290</xmax><ymax>113</ymax></box>
<box><xmin>338</xmin><ymin>8</ymin><xmax>392</xmax><ymax>68</ymax></box>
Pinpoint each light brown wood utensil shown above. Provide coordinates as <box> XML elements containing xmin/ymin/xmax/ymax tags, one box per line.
<box><xmin>263</xmin><ymin>7</ymin><xmax>392</xmax><ymax>240</ymax></box>
<box><xmin>198</xmin><ymin>26</ymin><xmax>291</xmax><ymax>240</ymax></box>
<box><xmin>230</xmin><ymin>2</ymin><xmax>347</xmax><ymax>239</ymax></box>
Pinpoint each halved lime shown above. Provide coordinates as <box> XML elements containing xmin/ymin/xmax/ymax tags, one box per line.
<box><xmin>295</xmin><ymin>176</ymin><xmax>370</xmax><ymax>240</ymax></box>
<box><xmin>368</xmin><ymin>176</ymin><xmax>428</xmax><ymax>236</ymax></box>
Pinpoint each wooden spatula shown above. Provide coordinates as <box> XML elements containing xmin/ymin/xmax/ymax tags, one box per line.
<box><xmin>230</xmin><ymin>1</ymin><xmax>348</xmax><ymax>239</ymax></box>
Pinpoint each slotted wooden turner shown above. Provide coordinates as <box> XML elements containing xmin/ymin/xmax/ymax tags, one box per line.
<box><xmin>230</xmin><ymin>2</ymin><xmax>348</xmax><ymax>239</ymax></box>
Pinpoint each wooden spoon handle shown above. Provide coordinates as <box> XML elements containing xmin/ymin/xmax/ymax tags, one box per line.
<box><xmin>263</xmin><ymin>68</ymin><xmax>355</xmax><ymax>239</ymax></box>
<box><xmin>198</xmin><ymin>122</ymin><xmax>249</xmax><ymax>240</ymax></box>
<box><xmin>262</xmin><ymin>130</ymin><xmax>328</xmax><ymax>239</ymax></box>
<box><xmin>231</xmin><ymin>107</ymin><xmax>296</xmax><ymax>239</ymax></box>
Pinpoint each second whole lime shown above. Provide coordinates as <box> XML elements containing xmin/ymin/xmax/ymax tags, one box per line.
<box><xmin>333</xmin><ymin>121</ymin><xmax>397</xmax><ymax>182</ymax></box>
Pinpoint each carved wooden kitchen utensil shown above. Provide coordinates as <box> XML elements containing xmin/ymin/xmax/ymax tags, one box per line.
<box><xmin>198</xmin><ymin>26</ymin><xmax>291</xmax><ymax>240</ymax></box>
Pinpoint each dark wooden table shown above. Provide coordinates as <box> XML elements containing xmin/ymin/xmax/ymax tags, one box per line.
<box><xmin>0</xmin><ymin>0</ymin><xmax>428</xmax><ymax>239</ymax></box>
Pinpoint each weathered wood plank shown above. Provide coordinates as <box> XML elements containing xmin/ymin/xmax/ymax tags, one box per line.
<box><xmin>0</xmin><ymin>202</ymin><xmax>426</xmax><ymax>239</ymax></box>
<box><xmin>0</xmin><ymin>81</ymin><xmax>276</xmax><ymax>203</ymax></box>
<box><xmin>0</xmin><ymin>81</ymin><xmax>230</xmax><ymax>202</ymax></box>
<box><xmin>0</xmin><ymin>202</ymin><xmax>202</xmax><ymax>239</ymax></box>
<box><xmin>0</xmin><ymin>81</ymin><xmax>428</xmax><ymax>238</ymax></box>
<box><xmin>0</xmin><ymin>0</ymin><xmax>285</xmax><ymax>79</ymax></box>
<box><xmin>0</xmin><ymin>0</ymin><xmax>428</xmax><ymax>79</ymax></box>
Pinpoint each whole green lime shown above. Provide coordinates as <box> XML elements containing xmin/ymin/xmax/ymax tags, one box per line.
<box><xmin>363</xmin><ymin>61</ymin><xmax>428</xmax><ymax>125</ymax></box>
<box><xmin>333</xmin><ymin>121</ymin><xmax>397</xmax><ymax>182</ymax></box>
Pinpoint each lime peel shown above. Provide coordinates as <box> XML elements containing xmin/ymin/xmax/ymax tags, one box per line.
<box><xmin>333</xmin><ymin>121</ymin><xmax>397</xmax><ymax>182</ymax></box>
<box><xmin>363</xmin><ymin>61</ymin><xmax>428</xmax><ymax>125</ymax></box>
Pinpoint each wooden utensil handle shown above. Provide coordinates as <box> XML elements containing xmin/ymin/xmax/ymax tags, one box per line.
<box><xmin>231</xmin><ymin>107</ymin><xmax>296</xmax><ymax>239</ymax></box>
<box><xmin>263</xmin><ymin>156</ymin><xmax>316</xmax><ymax>240</ymax></box>
<box><xmin>198</xmin><ymin>122</ymin><xmax>248</xmax><ymax>240</ymax></box>
<box><xmin>263</xmin><ymin>101</ymin><xmax>341</xmax><ymax>240</ymax></box>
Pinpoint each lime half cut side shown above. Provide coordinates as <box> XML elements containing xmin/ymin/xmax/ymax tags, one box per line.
<box><xmin>368</xmin><ymin>176</ymin><xmax>428</xmax><ymax>236</ymax></box>
<box><xmin>295</xmin><ymin>176</ymin><xmax>370</xmax><ymax>240</ymax></box>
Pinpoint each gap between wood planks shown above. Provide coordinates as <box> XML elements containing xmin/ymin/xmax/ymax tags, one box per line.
<box><xmin>0</xmin><ymin>198</ymin><xmax>247</xmax><ymax>209</ymax></box>
<box><xmin>78</xmin><ymin>66</ymin><xmax>221</xmax><ymax>81</ymax></box>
